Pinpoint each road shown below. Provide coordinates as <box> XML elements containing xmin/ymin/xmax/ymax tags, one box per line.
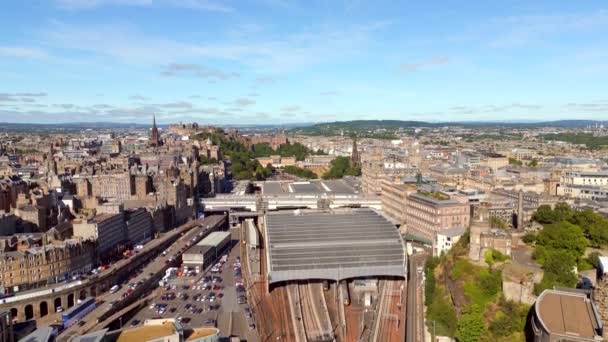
<box><xmin>406</xmin><ymin>253</ymin><xmax>427</xmax><ymax>342</ymax></box>
<box><xmin>124</xmin><ymin>228</ymin><xmax>259</xmax><ymax>341</ymax></box>
<box><xmin>58</xmin><ymin>215</ymin><xmax>225</xmax><ymax>341</ymax></box>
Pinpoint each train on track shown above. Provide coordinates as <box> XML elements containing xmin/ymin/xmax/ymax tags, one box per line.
<box><xmin>340</xmin><ymin>281</ymin><xmax>350</xmax><ymax>306</ymax></box>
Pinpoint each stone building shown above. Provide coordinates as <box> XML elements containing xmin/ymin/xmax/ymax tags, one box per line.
<box><xmin>125</xmin><ymin>208</ymin><xmax>153</xmax><ymax>245</ymax></box>
<box><xmin>468</xmin><ymin>210</ymin><xmax>512</xmax><ymax>262</ymax></box>
<box><xmin>0</xmin><ymin>238</ymin><xmax>94</xmax><ymax>293</ymax></box>
<box><xmin>14</xmin><ymin>205</ymin><xmax>47</xmax><ymax>231</ymax></box>
<box><xmin>72</xmin><ymin>213</ymin><xmax>128</xmax><ymax>261</ymax></box>
<box><xmin>405</xmin><ymin>191</ymin><xmax>470</xmax><ymax>243</ymax></box>
<box><xmin>380</xmin><ymin>180</ymin><xmax>416</xmax><ymax>227</ymax></box>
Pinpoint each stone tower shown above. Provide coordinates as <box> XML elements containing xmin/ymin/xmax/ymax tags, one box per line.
<box><xmin>469</xmin><ymin>206</ymin><xmax>491</xmax><ymax>261</ymax></box>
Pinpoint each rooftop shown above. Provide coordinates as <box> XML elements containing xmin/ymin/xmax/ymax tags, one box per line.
<box><xmin>116</xmin><ymin>322</ymin><xmax>176</xmax><ymax>342</ymax></box>
<box><xmin>185</xmin><ymin>328</ymin><xmax>220</xmax><ymax>340</ymax></box>
<box><xmin>265</xmin><ymin>208</ymin><xmax>406</xmax><ymax>284</ymax></box>
<box><xmin>197</xmin><ymin>231</ymin><xmax>231</xmax><ymax>247</ymax></box>
<box><xmin>260</xmin><ymin>179</ymin><xmax>359</xmax><ymax>196</ymax></box>
<box><xmin>535</xmin><ymin>289</ymin><xmax>603</xmax><ymax>339</ymax></box>
<box><xmin>408</xmin><ymin>192</ymin><xmax>459</xmax><ymax>205</ymax></box>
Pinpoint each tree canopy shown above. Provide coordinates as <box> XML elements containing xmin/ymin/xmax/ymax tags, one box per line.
<box><xmin>251</xmin><ymin>142</ymin><xmax>325</xmax><ymax>161</ymax></box>
<box><xmin>322</xmin><ymin>156</ymin><xmax>361</xmax><ymax>179</ymax></box>
<box><xmin>528</xmin><ymin>202</ymin><xmax>608</xmax><ymax>293</ymax></box>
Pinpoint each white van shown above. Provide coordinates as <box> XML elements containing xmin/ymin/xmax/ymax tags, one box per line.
<box><xmin>110</xmin><ymin>285</ymin><xmax>120</xmax><ymax>293</ymax></box>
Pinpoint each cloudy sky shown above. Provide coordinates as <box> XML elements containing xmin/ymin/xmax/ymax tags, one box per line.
<box><xmin>0</xmin><ymin>0</ymin><xmax>607</xmax><ymax>124</ymax></box>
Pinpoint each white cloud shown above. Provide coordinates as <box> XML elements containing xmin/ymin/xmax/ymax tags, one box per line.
<box><xmin>281</xmin><ymin>105</ymin><xmax>301</xmax><ymax>112</ymax></box>
<box><xmin>55</xmin><ymin>0</ymin><xmax>233</xmax><ymax>12</ymax></box>
<box><xmin>161</xmin><ymin>63</ymin><xmax>239</xmax><ymax>81</ymax></box>
<box><xmin>233</xmin><ymin>98</ymin><xmax>256</xmax><ymax>107</ymax></box>
<box><xmin>0</xmin><ymin>46</ymin><xmax>48</xmax><ymax>58</ymax></box>
<box><xmin>399</xmin><ymin>56</ymin><xmax>450</xmax><ymax>72</ymax></box>
<box><xmin>35</xmin><ymin>20</ymin><xmax>389</xmax><ymax>72</ymax></box>
<box><xmin>484</xmin><ymin>10</ymin><xmax>608</xmax><ymax>48</ymax></box>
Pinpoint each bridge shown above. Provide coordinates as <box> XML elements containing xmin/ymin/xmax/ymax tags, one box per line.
<box><xmin>200</xmin><ymin>194</ymin><xmax>382</xmax><ymax>212</ymax></box>
<box><xmin>0</xmin><ymin>215</ymin><xmax>226</xmax><ymax>323</ymax></box>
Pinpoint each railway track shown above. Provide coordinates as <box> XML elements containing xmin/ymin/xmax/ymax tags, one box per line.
<box><xmin>287</xmin><ymin>283</ymin><xmax>308</xmax><ymax>342</ymax></box>
<box><xmin>296</xmin><ymin>282</ymin><xmax>333</xmax><ymax>342</ymax></box>
<box><xmin>246</xmin><ymin>218</ymin><xmax>297</xmax><ymax>341</ymax></box>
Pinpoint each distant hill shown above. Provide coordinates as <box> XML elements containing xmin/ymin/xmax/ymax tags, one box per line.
<box><xmin>0</xmin><ymin>121</ymin><xmax>316</xmax><ymax>132</ymax></box>
<box><xmin>0</xmin><ymin>119</ymin><xmax>603</xmax><ymax>133</ymax></box>
<box><xmin>0</xmin><ymin>122</ymin><xmax>156</xmax><ymax>131</ymax></box>
<box><xmin>291</xmin><ymin>119</ymin><xmax>607</xmax><ymax>135</ymax></box>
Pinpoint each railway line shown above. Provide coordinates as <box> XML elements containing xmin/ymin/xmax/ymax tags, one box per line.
<box><xmin>289</xmin><ymin>281</ymin><xmax>333</xmax><ymax>342</ymax></box>
<box><xmin>245</xmin><ymin>217</ymin><xmax>296</xmax><ymax>342</ymax></box>
<box><xmin>286</xmin><ymin>283</ymin><xmax>308</xmax><ymax>342</ymax></box>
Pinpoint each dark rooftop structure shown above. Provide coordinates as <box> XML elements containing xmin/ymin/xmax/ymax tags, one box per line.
<box><xmin>264</xmin><ymin>208</ymin><xmax>406</xmax><ymax>284</ymax></box>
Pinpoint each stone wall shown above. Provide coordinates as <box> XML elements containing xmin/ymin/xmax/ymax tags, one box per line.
<box><xmin>594</xmin><ymin>276</ymin><xmax>608</xmax><ymax>325</ymax></box>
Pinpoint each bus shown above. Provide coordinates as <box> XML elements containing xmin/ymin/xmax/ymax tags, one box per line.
<box><xmin>61</xmin><ymin>297</ymin><xmax>96</xmax><ymax>327</ymax></box>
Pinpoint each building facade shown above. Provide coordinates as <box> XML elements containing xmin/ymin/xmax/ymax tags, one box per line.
<box><xmin>405</xmin><ymin>192</ymin><xmax>470</xmax><ymax>242</ymax></box>
<box><xmin>72</xmin><ymin>213</ymin><xmax>127</xmax><ymax>260</ymax></box>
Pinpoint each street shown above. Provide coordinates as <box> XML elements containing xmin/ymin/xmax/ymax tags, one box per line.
<box><xmin>58</xmin><ymin>215</ymin><xmax>225</xmax><ymax>341</ymax></box>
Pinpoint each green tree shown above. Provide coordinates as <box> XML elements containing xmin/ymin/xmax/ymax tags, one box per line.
<box><xmin>535</xmin><ymin>249</ymin><xmax>578</xmax><ymax>293</ymax></box>
<box><xmin>282</xmin><ymin>165</ymin><xmax>318</xmax><ymax>179</ymax></box>
<box><xmin>456</xmin><ymin>305</ymin><xmax>486</xmax><ymax>342</ymax></box>
<box><xmin>522</xmin><ymin>232</ymin><xmax>536</xmax><ymax>244</ymax></box>
<box><xmin>508</xmin><ymin>157</ymin><xmax>523</xmax><ymax>166</ymax></box>
<box><xmin>586</xmin><ymin>252</ymin><xmax>601</xmax><ymax>269</ymax></box>
<box><xmin>534</xmin><ymin>221</ymin><xmax>587</xmax><ymax>263</ymax></box>
<box><xmin>490</xmin><ymin>216</ymin><xmax>508</xmax><ymax>229</ymax></box>
<box><xmin>527</xmin><ymin>158</ymin><xmax>539</xmax><ymax>167</ymax></box>
<box><xmin>570</xmin><ymin>209</ymin><xmax>608</xmax><ymax>247</ymax></box>
<box><xmin>532</xmin><ymin>205</ymin><xmax>559</xmax><ymax>224</ymax></box>
<box><xmin>322</xmin><ymin>156</ymin><xmax>360</xmax><ymax>179</ymax></box>
<box><xmin>425</xmin><ymin>256</ymin><xmax>439</xmax><ymax>305</ymax></box>
<box><xmin>428</xmin><ymin>294</ymin><xmax>458</xmax><ymax>337</ymax></box>
<box><xmin>488</xmin><ymin>299</ymin><xmax>528</xmax><ymax>338</ymax></box>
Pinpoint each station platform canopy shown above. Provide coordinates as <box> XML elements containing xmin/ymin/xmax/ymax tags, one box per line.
<box><xmin>265</xmin><ymin>209</ymin><xmax>406</xmax><ymax>284</ymax></box>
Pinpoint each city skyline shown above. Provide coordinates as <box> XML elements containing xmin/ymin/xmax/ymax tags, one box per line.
<box><xmin>1</xmin><ymin>0</ymin><xmax>607</xmax><ymax>124</ymax></box>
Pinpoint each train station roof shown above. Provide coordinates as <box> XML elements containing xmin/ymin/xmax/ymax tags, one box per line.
<box><xmin>260</xmin><ymin>178</ymin><xmax>360</xmax><ymax>196</ymax></box>
<box><xmin>264</xmin><ymin>209</ymin><xmax>406</xmax><ymax>284</ymax></box>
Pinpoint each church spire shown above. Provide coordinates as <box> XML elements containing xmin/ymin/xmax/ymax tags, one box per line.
<box><xmin>351</xmin><ymin>134</ymin><xmax>360</xmax><ymax>168</ymax></box>
<box><xmin>150</xmin><ymin>115</ymin><xmax>160</xmax><ymax>147</ymax></box>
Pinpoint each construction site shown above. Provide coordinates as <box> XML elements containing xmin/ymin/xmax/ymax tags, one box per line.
<box><xmin>240</xmin><ymin>208</ymin><xmax>408</xmax><ymax>342</ymax></box>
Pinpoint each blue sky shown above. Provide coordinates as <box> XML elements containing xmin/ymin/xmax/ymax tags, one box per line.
<box><xmin>0</xmin><ymin>0</ymin><xmax>607</xmax><ymax>124</ymax></box>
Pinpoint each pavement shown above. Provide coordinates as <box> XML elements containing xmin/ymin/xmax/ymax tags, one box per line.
<box><xmin>124</xmin><ymin>227</ymin><xmax>259</xmax><ymax>341</ymax></box>
<box><xmin>57</xmin><ymin>216</ymin><xmax>224</xmax><ymax>341</ymax></box>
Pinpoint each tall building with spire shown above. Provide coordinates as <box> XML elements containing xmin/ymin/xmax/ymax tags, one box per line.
<box><xmin>150</xmin><ymin>115</ymin><xmax>160</xmax><ymax>147</ymax></box>
<box><xmin>351</xmin><ymin>135</ymin><xmax>360</xmax><ymax>168</ymax></box>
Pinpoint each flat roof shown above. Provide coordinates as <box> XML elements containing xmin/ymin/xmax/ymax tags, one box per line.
<box><xmin>185</xmin><ymin>328</ymin><xmax>220</xmax><ymax>340</ymax></box>
<box><xmin>261</xmin><ymin>179</ymin><xmax>359</xmax><ymax>196</ymax></box>
<box><xmin>116</xmin><ymin>323</ymin><xmax>176</xmax><ymax>342</ymax></box>
<box><xmin>197</xmin><ymin>231</ymin><xmax>231</xmax><ymax>247</ymax></box>
<box><xmin>535</xmin><ymin>289</ymin><xmax>601</xmax><ymax>339</ymax></box>
<box><xmin>265</xmin><ymin>209</ymin><xmax>406</xmax><ymax>284</ymax></box>
<box><xmin>246</xmin><ymin>220</ymin><xmax>259</xmax><ymax>247</ymax></box>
